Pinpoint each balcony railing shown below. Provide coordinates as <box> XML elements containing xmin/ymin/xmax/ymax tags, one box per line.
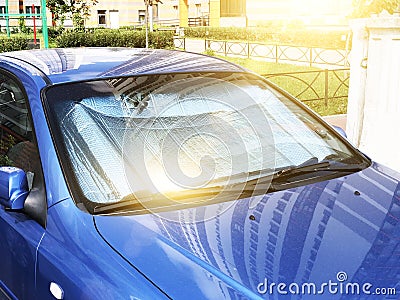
<box><xmin>188</xmin><ymin>16</ymin><xmax>209</xmax><ymax>27</ymax></box>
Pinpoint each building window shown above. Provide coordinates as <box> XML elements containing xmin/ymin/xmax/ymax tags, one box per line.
<box><xmin>98</xmin><ymin>10</ymin><xmax>106</xmax><ymax>26</ymax></box>
<box><xmin>195</xmin><ymin>4</ymin><xmax>201</xmax><ymax>17</ymax></box>
<box><xmin>138</xmin><ymin>10</ymin><xmax>145</xmax><ymax>24</ymax></box>
<box><xmin>138</xmin><ymin>9</ymin><xmax>146</xmax><ymax>24</ymax></box>
<box><xmin>220</xmin><ymin>0</ymin><xmax>246</xmax><ymax>17</ymax></box>
<box><xmin>25</xmin><ymin>6</ymin><xmax>40</xmax><ymax>17</ymax></box>
<box><xmin>173</xmin><ymin>5</ymin><xmax>178</xmax><ymax>18</ymax></box>
<box><xmin>0</xmin><ymin>6</ymin><xmax>5</xmax><ymax>18</ymax></box>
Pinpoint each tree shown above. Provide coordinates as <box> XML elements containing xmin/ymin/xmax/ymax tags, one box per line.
<box><xmin>144</xmin><ymin>0</ymin><xmax>162</xmax><ymax>7</ymax></box>
<box><xmin>144</xmin><ymin>0</ymin><xmax>162</xmax><ymax>47</ymax></box>
<box><xmin>47</xmin><ymin>0</ymin><xmax>98</xmax><ymax>29</ymax></box>
<box><xmin>350</xmin><ymin>0</ymin><xmax>400</xmax><ymax>18</ymax></box>
<box><xmin>144</xmin><ymin>0</ymin><xmax>162</xmax><ymax>31</ymax></box>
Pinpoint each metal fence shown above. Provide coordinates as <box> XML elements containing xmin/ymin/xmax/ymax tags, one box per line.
<box><xmin>174</xmin><ymin>36</ymin><xmax>186</xmax><ymax>50</ymax></box>
<box><xmin>206</xmin><ymin>39</ymin><xmax>348</xmax><ymax>68</ymax></box>
<box><xmin>263</xmin><ymin>68</ymin><xmax>350</xmax><ymax>106</ymax></box>
<box><xmin>174</xmin><ymin>37</ymin><xmax>348</xmax><ymax>69</ymax></box>
<box><xmin>173</xmin><ymin>37</ymin><xmax>350</xmax><ymax>110</ymax></box>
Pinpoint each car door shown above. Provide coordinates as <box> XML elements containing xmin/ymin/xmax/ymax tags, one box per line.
<box><xmin>0</xmin><ymin>70</ymin><xmax>46</xmax><ymax>299</ymax></box>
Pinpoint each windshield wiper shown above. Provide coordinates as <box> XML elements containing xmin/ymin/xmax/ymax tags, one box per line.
<box><xmin>93</xmin><ymin>159</ymin><xmax>367</xmax><ymax>215</ymax></box>
<box><xmin>93</xmin><ymin>169</ymin><xmax>282</xmax><ymax>215</ymax></box>
<box><xmin>93</xmin><ymin>182</ymin><xmax>270</xmax><ymax>215</ymax></box>
<box><xmin>268</xmin><ymin>160</ymin><xmax>366</xmax><ymax>185</ymax></box>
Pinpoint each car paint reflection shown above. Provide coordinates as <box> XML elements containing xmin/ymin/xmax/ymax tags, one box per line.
<box><xmin>95</xmin><ymin>163</ymin><xmax>400</xmax><ymax>299</ymax></box>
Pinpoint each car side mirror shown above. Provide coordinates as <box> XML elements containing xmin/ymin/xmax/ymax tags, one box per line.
<box><xmin>0</xmin><ymin>167</ymin><xmax>29</xmax><ymax>210</ymax></box>
<box><xmin>332</xmin><ymin>125</ymin><xmax>347</xmax><ymax>139</ymax></box>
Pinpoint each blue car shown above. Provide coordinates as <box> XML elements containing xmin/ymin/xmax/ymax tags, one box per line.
<box><xmin>0</xmin><ymin>47</ymin><xmax>398</xmax><ymax>299</ymax></box>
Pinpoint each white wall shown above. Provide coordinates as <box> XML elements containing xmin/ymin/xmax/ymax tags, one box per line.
<box><xmin>347</xmin><ymin>15</ymin><xmax>400</xmax><ymax>171</ymax></box>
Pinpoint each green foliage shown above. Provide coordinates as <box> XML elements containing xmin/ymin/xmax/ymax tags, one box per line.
<box><xmin>351</xmin><ymin>0</ymin><xmax>400</xmax><ymax>18</ymax></box>
<box><xmin>0</xmin><ymin>135</ymin><xmax>15</xmax><ymax>166</ymax></box>
<box><xmin>203</xmin><ymin>48</ymin><xmax>216</xmax><ymax>56</ymax></box>
<box><xmin>183</xmin><ymin>27</ymin><xmax>274</xmax><ymax>42</ymax></box>
<box><xmin>0</xmin><ymin>154</ymin><xmax>13</xmax><ymax>166</ymax></box>
<box><xmin>144</xmin><ymin>0</ymin><xmax>162</xmax><ymax>5</ymax></box>
<box><xmin>42</xmin><ymin>26</ymin><xmax>65</xmax><ymax>38</ymax></box>
<box><xmin>55</xmin><ymin>29</ymin><xmax>174</xmax><ymax>48</ymax></box>
<box><xmin>0</xmin><ymin>37</ymin><xmax>29</xmax><ymax>52</ymax></box>
<box><xmin>119</xmin><ymin>25</ymin><xmax>142</xmax><ymax>30</ymax></box>
<box><xmin>183</xmin><ymin>27</ymin><xmax>348</xmax><ymax>49</ymax></box>
<box><xmin>72</xmin><ymin>13</ymin><xmax>85</xmax><ymax>31</ymax></box>
<box><xmin>47</xmin><ymin>0</ymin><xmax>98</xmax><ymax>26</ymax></box>
<box><xmin>278</xmin><ymin>31</ymin><xmax>347</xmax><ymax>49</ymax></box>
<box><xmin>18</xmin><ymin>17</ymin><xmax>32</xmax><ymax>34</ymax></box>
<box><xmin>149</xmin><ymin>31</ymin><xmax>175</xmax><ymax>49</ymax></box>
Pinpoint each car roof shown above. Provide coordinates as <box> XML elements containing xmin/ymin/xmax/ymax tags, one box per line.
<box><xmin>0</xmin><ymin>47</ymin><xmax>247</xmax><ymax>84</ymax></box>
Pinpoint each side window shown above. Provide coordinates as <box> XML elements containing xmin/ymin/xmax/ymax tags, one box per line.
<box><xmin>0</xmin><ymin>73</ymin><xmax>40</xmax><ymax>175</ymax></box>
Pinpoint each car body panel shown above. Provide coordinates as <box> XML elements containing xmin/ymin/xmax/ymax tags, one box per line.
<box><xmin>1</xmin><ymin>48</ymin><xmax>246</xmax><ymax>84</ymax></box>
<box><xmin>34</xmin><ymin>198</ymin><xmax>168</xmax><ymax>299</ymax></box>
<box><xmin>0</xmin><ymin>206</ymin><xmax>44</xmax><ymax>299</ymax></box>
<box><xmin>95</xmin><ymin>163</ymin><xmax>400</xmax><ymax>299</ymax></box>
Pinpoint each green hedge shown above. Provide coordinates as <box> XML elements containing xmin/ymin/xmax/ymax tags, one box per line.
<box><xmin>56</xmin><ymin>29</ymin><xmax>174</xmax><ymax>49</ymax></box>
<box><xmin>183</xmin><ymin>27</ymin><xmax>348</xmax><ymax>49</ymax></box>
<box><xmin>0</xmin><ymin>37</ymin><xmax>29</xmax><ymax>53</ymax></box>
<box><xmin>183</xmin><ymin>27</ymin><xmax>274</xmax><ymax>42</ymax></box>
<box><xmin>276</xmin><ymin>30</ymin><xmax>348</xmax><ymax>49</ymax></box>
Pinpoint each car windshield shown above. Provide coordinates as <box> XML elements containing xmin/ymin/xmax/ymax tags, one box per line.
<box><xmin>44</xmin><ymin>72</ymin><xmax>369</xmax><ymax>214</ymax></box>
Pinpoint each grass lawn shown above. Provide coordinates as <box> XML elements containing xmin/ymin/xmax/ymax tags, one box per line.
<box><xmin>217</xmin><ymin>56</ymin><xmax>348</xmax><ymax>116</ymax></box>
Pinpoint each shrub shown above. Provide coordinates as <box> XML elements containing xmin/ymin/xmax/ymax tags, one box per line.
<box><xmin>147</xmin><ymin>31</ymin><xmax>174</xmax><ymax>49</ymax></box>
<box><xmin>56</xmin><ymin>29</ymin><xmax>174</xmax><ymax>49</ymax></box>
<box><xmin>182</xmin><ymin>27</ymin><xmax>348</xmax><ymax>49</ymax></box>
<box><xmin>43</xmin><ymin>27</ymin><xmax>65</xmax><ymax>39</ymax></box>
<box><xmin>19</xmin><ymin>17</ymin><xmax>32</xmax><ymax>34</ymax></box>
<box><xmin>203</xmin><ymin>48</ymin><xmax>215</xmax><ymax>56</ymax></box>
<box><xmin>183</xmin><ymin>27</ymin><xmax>274</xmax><ymax>42</ymax></box>
<box><xmin>0</xmin><ymin>37</ymin><xmax>29</xmax><ymax>53</ymax></box>
<box><xmin>277</xmin><ymin>30</ymin><xmax>347</xmax><ymax>49</ymax></box>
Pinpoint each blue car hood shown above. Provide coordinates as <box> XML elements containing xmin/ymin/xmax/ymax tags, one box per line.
<box><xmin>94</xmin><ymin>163</ymin><xmax>400</xmax><ymax>299</ymax></box>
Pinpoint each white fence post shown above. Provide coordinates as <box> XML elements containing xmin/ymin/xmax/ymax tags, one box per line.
<box><xmin>347</xmin><ymin>15</ymin><xmax>400</xmax><ymax>170</ymax></box>
<box><xmin>346</xmin><ymin>19</ymin><xmax>369</xmax><ymax>147</ymax></box>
